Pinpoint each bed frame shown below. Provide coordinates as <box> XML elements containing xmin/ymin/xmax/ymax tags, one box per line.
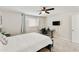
<box><xmin>46</xmin><ymin>44</ymin><xmax>53</xmax><ymax>52</ymax></box>
<box><xmin>38</xmin><ymin>39</ymin><xmax>53</xmax><ymax>52</ymax></box>
<box><xmin>37</xmin><ymin>44</ymin><xmax>53</xmax><ymax>52</ymax></box>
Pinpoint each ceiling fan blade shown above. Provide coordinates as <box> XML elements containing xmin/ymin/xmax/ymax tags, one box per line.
<box><xmin>45</xmin><ymin>11</ymin><xmax>50</xmax><ymax>14</ymax></box>
<box><xmin>46</xmin><ymin>8</ymin><xmax>54</xmax><ymax>11</ymax></box>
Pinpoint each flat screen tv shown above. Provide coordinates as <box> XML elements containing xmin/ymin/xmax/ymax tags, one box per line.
<box><xmin>52</xmin><ymin>21</ymin><xmax>60</xmax><ymax>26</ymax></box>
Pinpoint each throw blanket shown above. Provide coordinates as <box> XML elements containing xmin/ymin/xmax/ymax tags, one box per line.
<box><xmin>0</xmin><ymin>33</ymin><xmax>7</xmax><ymax>45</ymax></box>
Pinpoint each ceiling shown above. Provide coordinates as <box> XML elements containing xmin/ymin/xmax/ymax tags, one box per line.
<box><xmin>0</xmin><ymin>6</ymin><xmax>79</xmax><ymax>16</ymax></box>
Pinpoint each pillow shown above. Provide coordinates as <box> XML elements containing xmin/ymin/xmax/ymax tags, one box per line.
<box><xmin>0</xmin><ymin>33</ymin><xmax>7</xmax><ymax>45</ymax></box>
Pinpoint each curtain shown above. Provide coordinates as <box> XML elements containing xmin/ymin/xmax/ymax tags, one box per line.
<box><xmin>21</xmin><ymin>13</ymin><xmax>26</xmax><ymax>33</ymax></box>
<box><xmin>25</xmin><ymin>15</ymin><xmax>39</xmax><ymax>33</ymax></box>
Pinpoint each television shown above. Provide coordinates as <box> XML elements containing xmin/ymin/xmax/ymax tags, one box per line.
<box><xmin>52</xmin><ymin>21</ymin><xmax>60</xmax><ymax>26</ymax></box>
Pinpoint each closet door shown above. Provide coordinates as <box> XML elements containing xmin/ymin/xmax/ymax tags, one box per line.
<box><xmin>72</xmin><ymin>15</ymin><xmax>79</xmax><ymax>43</ymax></box>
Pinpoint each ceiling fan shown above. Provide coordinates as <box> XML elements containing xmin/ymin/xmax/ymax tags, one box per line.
<box><xmin>39</xmin><ymin>7</ymin><xmax>54</xmax><ymax>15</ymax></box>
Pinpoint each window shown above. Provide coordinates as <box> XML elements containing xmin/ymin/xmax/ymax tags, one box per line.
<box><xmin>28</xmin><ymin>17</ymin><xmax>39</xmax><ymax>27</ymax></box>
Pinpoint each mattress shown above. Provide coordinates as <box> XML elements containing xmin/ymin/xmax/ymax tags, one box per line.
<box><xmin>0</xmin><ymin>33</ymin><xmax>52</xmax><ymax>52</ymax></box>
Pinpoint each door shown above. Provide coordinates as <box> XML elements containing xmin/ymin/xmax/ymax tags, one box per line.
<box><xmin>72</xmin><ymin>15</ymin><xmax>79</xmax><ymax>43</ymax></box>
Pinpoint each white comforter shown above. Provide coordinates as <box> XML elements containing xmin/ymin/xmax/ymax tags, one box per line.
<box><xmin>0</xmin><ymin>33</ymin><xmax>52</xmax><ymax>52</ymax></box>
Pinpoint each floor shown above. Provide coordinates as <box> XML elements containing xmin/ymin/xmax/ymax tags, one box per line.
<box><xmin>40</xmin><ymin>36</ymin><xmax>79</xmax><ymax>52</ymax></box>
<box><xmin>52</xmin><ymin>37</ymin><xmax>79</xmax><ymax>52</ymax></box>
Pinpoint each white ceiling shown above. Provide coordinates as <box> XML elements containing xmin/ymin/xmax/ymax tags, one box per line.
<box><xmin>0</xmin><ymin>6</ymin><xmax>79</xmax><ymax>16</ymax></box>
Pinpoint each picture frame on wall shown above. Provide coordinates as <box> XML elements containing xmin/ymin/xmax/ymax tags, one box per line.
<box><xmin>52</xmin><ymin>21</ymin><xmax>60</xmax><ymax>26</ymax></box>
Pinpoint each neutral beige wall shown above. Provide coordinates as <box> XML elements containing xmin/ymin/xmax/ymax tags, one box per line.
<box><xmin>39</xmin><ymin>17</ymin><xmax>47</xmax><ymax>29</ymax></box>
<box><xmin>47</xmin><ymin>14</ymin><xmax>72</xmax><ymax>40</ymax></box>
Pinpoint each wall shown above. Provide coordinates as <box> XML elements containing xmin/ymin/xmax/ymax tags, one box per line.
<box><xmin>39</xmin><ymin>17</ymin><xmax>47</xmax><ymax>29</ymax></box>
<box><xmin>0</xmin><ymin>10</ymin><xmax>22</xmax><ymax>35</ymax></box>
<box><xmin>47</xmin><ymin>14</ymin><xmax>72</xmax><ymax>41</ymax></box>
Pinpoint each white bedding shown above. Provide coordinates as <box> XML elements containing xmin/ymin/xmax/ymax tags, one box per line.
<box><xmin>0</xmin><ymin>33</ymin><xmax>52</xmax><ymax>52</ymax></box>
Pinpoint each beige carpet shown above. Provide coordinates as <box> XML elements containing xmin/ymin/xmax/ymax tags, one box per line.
<box><xmin>39</xmin><ymin>36</ymin><xmax>79</xmax><ymax>52</ymax></box>
<box><xmin>52</xmin><ymin>37</ymin><xmax>79</xmax><ymax>52</ymax></box>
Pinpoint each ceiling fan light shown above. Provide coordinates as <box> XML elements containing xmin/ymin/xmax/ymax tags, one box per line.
<box><xmin>41</xmin><ymin>11</ymin><xmax>45</xmax><ymax>14</ymax></box>
<box><xmin>40</xmin><ymin>11</ymin><xmax>48</xmax><ymax>16</ymax></box>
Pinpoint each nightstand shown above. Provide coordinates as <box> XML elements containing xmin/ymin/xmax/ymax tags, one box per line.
<box><xmin>40</xmin><ymin>29</ymin><xmax>55</xmax><ymax>38</ymax></box>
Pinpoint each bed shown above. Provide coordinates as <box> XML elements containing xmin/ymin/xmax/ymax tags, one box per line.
<box><xmin>0</xmin><ymin>32</ymin><xmax>53</xmax><ymax>52</ymax></box>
